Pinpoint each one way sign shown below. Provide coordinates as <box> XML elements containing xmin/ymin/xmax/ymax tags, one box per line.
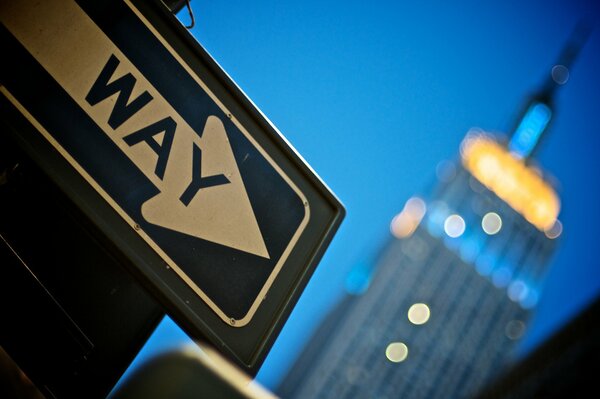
<box><xmin>0</xmin><ymin>0</ymin><xmax>343</xmax><ymax>372</ymax></box>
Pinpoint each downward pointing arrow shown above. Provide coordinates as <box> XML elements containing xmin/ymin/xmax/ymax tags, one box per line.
<box><xmin>141</xmin><ymin>115</ymin><xmax>270</xmax><ymax>259</ymax></box>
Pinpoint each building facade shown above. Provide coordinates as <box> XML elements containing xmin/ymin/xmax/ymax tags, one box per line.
<box><xmin>279</xmin><ymin>104</ymin><xmax>565</xmax><ymax>399</ymax></box>
<box><xmin>277</xmin><ymin>24</ymin><xmax>592</xmax><ymax>399</ymax></box>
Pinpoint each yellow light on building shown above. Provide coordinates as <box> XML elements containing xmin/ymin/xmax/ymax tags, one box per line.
<box><xmin>385</xmin><ymin>342</ymin><xmax>409</xmax><ymax>363</ymax></box>
<box><xmin>444</xmin><ymin>214</ymin><xmax>465</xmax><ymax>238</ymax></box>
<box><xmin>461</xmin><ymin>134</ymin><xmax>560</xmax><ymax>231</ymax></box>
<box><xmin>545</xmin><ymin>219</ymin><xmax>563</xmax><ymax>239</ymax></box>
<box><xmin>482</xmin><ymin>212</ymin><xmax>502</xmax><ymax>235</ymax></box>
<box><xmin>408</xmin><ymin>303</ymin><xmax>431</xmax><ymax>325</ymax></box>
<box><xmin>390</xmin><ymin>197</ymin><xmax>427</xmax><ymax>239</ymax></box>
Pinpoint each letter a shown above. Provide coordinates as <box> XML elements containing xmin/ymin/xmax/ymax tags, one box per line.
<box><xmin>123</xmin><ymin>117</ymin><xmax>176</xmax><ymax>180</ymax></box>
<box><xmin>85</xmin><ymin>54</ymin><xmax>153</xmax><ymax>129</ymax></box>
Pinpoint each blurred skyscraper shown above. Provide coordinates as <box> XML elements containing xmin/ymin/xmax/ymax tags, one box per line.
<box><xmin>277</xmin><ymin>28</ymin><xmax>589</xmax><ymax>399</ymax></box>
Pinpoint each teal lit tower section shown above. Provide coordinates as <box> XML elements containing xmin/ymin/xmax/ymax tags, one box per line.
<box><xmin>509</xmin><ymin>21</ymin><xmax>590</xmax><ymax>160</ymax></box>
<box><xmin>508</xmin><ymin>102</ymin><xmax>552</xmax><ymax>159</ymax></box>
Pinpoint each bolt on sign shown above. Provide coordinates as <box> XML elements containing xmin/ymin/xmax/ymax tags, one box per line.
<box><xmin>0</xmin><ymin>0</ymin><xmax>344</xmax><ymax>373</ymax></box>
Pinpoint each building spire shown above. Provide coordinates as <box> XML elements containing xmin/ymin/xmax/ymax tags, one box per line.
<box><xmin>508</xmin><ymin>20</ymin><xmax>593</xmax><ymax>160</ymax></box>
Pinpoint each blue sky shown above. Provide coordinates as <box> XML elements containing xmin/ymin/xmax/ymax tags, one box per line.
<box><xmin>121</xmin><ymin>0</ymin><xmax>600</xmax><ymax>392</ymax></box>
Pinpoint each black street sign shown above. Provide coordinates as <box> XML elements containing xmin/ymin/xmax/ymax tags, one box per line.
<box><xmin>0</xmin><ymin>0</ymin><xmax>344</xmax><ymax>373</ymax></box>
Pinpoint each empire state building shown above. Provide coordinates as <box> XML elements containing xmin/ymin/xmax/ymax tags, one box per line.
<box><xmin>277</xmin><ymin>29</ymin><xmax>588</xmax><ymax>399</ymax></box>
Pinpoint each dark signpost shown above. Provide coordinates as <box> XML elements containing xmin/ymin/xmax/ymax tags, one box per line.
<box><xmin>0</xmin><ymin>0</ymin><xmax>343</xmax><ymax>396</ymax></box>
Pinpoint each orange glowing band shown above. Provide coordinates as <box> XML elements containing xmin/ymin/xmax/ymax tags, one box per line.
<box><xmin>461</xmin><ymin>134</ymin><xmax>560</xmax><ymax>231</ymax></box>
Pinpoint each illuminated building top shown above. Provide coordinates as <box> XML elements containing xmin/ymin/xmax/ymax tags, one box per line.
<box><xmin>461</xmin><ymin>132</ymin><xmax>560</xmax><ymax>231</ymax></box>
